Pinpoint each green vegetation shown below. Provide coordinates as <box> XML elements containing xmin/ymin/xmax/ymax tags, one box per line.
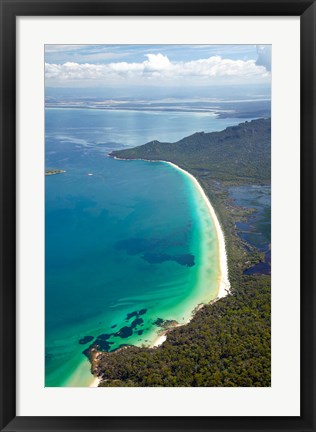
<box><xmin>93</xmin><ymin>118</ymin><xmax>271</xmax><ymax>387</ymax></box>
<box><xmin>96</xmin><ymin>276</ymin><xmax>270</xmax><ymax>387</ymax></box>
<box><xmin>111</xmin><ymin>118</ymin><xmax>271</xmax><ymax>184</ymax></box>
<box><xmin>45</xmin><ymin>169</ymin><xmax>66</xmax><ymax>176</ymax></box>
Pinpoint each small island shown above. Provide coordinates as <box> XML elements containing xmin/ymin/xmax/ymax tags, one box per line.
<box><xmin>45</xmin><ymin>169</ymin><xmax>66</xmax><ymax>176</ymax></box>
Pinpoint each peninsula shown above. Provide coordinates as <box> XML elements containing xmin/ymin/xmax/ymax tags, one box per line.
<box><xmin>90</xmin><ymin>118</ymin><xmax>271</xmax><ymax>387</ymax></box>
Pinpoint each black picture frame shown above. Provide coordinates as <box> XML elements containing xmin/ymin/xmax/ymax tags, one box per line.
<box><xmin>0</xmin><ymin>1</ymin><xmax>315</xmax><ymax>431</ymax></box>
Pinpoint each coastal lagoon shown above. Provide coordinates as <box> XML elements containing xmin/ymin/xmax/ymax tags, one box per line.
<box><xmin>229</xmin><ymin>185</ymin><xmax>271</xmax><ymax>275</ymax></box>
<box><xmin>45</xmin><ymin>107</ymin><xmax>255</xmax><ymax>386</ymax></box>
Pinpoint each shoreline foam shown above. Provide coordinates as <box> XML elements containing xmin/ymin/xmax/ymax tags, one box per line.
<box><xmin>111</xmin><ymin>156</ymin><xmax>231</xmax><ymax>349</ymax></box>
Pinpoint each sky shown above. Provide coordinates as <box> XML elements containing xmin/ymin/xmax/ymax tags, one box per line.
<box><xmin>45</xmin><ymin>44</ymin><xmax>271</xmax><ymax>91</ymax></box>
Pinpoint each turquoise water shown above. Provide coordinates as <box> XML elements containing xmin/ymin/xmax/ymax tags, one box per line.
<box><xmin>45</xmin><ymin>107</ymin><xmax>255</xmax><ymax>387</ymax></box>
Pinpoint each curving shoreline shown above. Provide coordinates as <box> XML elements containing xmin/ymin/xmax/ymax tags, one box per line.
<box><xmin>88</xmin><ymin>156</ymin><xmax>231</xmax><ymax>385</ymax></box>
<box><xmin>165</xmin><ymin>161</ymin><xmax>230</xmax><ymax>300</ymax></box>
<box><xmin>111</xmin><ymin>156</ymin><xmax>231</xmax><ymax>351</ymax></box>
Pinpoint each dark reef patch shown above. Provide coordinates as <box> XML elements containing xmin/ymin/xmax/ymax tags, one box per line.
<box><xmin>78</xmin><ymin>335</ymin><xmax>94</xmax><ymax>345</ymax></box>
<box><xmin>82</xmin><ymin>347</ymin><xmax>91</xmax><ymax>358</ymax></box>
<box><xmin>82</xmin><ymin>337</ymin><xmax>113</xmax><ymax>358</ymax></box>
<box><xmin>125</xmin><ymin>309</ymin><xmax>148</xmax><ymax>322</ymax></box>
<box><xmin>94</xmin><ymin>338</ymin><xmax>113</xmax><ymax>351</ymax></box>
<box><xmin>96</xmin><ymin>333</ymin><xmax>112</xmax><ymax>340</ymax></box>
<box><xmin>142</xmin><ymin>252</ymin><xmax>169</xmax><ymax>264</ymax></box>
<box><xmin>139</xmin><ymin>308</ymin><xmax>147</xmax><ymax>316</ymax></box>
<box><xmin>153</xmin><ymin>318</ymin><xmax>164</xmax><ymax>327</ymax></box>
<box><xmin>125</xmin><ymin>311</ymin><xmax>138</xmax><ymax>321</ymax></box>
<box><xmin>131</xmin><ymin>317</ymin><xmax>144</xmax><ymax>328</ymax></box>
<box><xmin>116</xmin><ymin>238</ymin><xmax>160</xmax><ymax>255</ymax></box>
<box><xmin>142</xmin><ymin>252</ymin><xmax>195</xmax><ymax>267</ymax></box>
<box><xmin>174</xmin><ymin>254</ymin><xmax>195</xmax><ymax>267</ymax></box>
<box><xmin>115</xmin><ymin>326</ymin><xmax>133</xmax><ymax>338</ymax></box>
<box><xmin>116</xmin><ymin>236</ymin><xmax>194</xmax><ymax>266</ymax></box>
<box><xmin>79</xmin><ymin>308</ymin><xmax>150</xmax><ymax>359</ymax></box>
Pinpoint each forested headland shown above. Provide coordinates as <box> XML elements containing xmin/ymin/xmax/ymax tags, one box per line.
<box><xmin>91</xmin><ymin>118</ymin><xmax>271</xmax><ymax>387</ymax></box>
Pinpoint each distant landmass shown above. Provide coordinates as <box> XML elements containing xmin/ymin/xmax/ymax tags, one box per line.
<box><xmin>45</xmin><ymin>94</ymin><xmax>271</xmax><ymax>120</ymax></box>
<box><xmin>110</xmin><ymin>118</ymin><xmax>271</xmax><ymax>184</ymax></box>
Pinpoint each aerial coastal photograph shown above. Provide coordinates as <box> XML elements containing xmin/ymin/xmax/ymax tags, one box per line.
<box><xmin>45</xmin><ymin>44</ymin><xmax>271</xmax><ymax>387</ymax></box>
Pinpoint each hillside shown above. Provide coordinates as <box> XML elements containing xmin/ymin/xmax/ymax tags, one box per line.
<box><xmin>110</xmin><ymin>118</ymin><xmax>271</xmax><ymax>184</ymax></box>
<box><xmin>95</xmin><ymin>275</ymin><xmax>270</xmax><ymax>387</ymax></box>
<box><xmin>94</xmin><ymin>118</ymin><xmax>271</xmax><ymax>387</ymax></box>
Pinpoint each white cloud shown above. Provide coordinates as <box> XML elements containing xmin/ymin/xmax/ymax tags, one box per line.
<box><xmin>109</xmin><ymin>62</ymin><xmax>144</xmax><ymax>72</ymax></box>
<box><xmin>45</xmin><ymin>53</ymin><xmax>270</xmax><ymax>86</ymax></box>
<box><xmin>45</xmin><ymin>62</ymin><xmax>105</xmax><ymax>80</ymax></box>
<box><xmin>144</xmin><ymin>53</ymin><xmax>172</xmax><ymax>71</ymax></box>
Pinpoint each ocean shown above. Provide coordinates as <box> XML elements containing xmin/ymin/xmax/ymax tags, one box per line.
<box><xmin>45</xmin><ymin>107</ymin><xmax>255</xmax><ymax>387</ymax></box>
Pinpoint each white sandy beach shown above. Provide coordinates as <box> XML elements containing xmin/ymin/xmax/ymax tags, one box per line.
<box><xmin>89</xmin><ymin>377</ymin><xmax>100</xmax><ymax>387</ymax></box>
<box><xmin>165</xmin><ymin>161</ymin><xmax>231</xmax><ymax>300</ymax></box>
<box><xmin>151</xmin><ymin>334</ymin><xmax>167</xmax><ymax>347</ymax></box>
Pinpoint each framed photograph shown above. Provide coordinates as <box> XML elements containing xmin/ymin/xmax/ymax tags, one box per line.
<box><xmin>0</xmin><ymin>1</ymin><xmax>315</xmax><ymax>431</ymax></box>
